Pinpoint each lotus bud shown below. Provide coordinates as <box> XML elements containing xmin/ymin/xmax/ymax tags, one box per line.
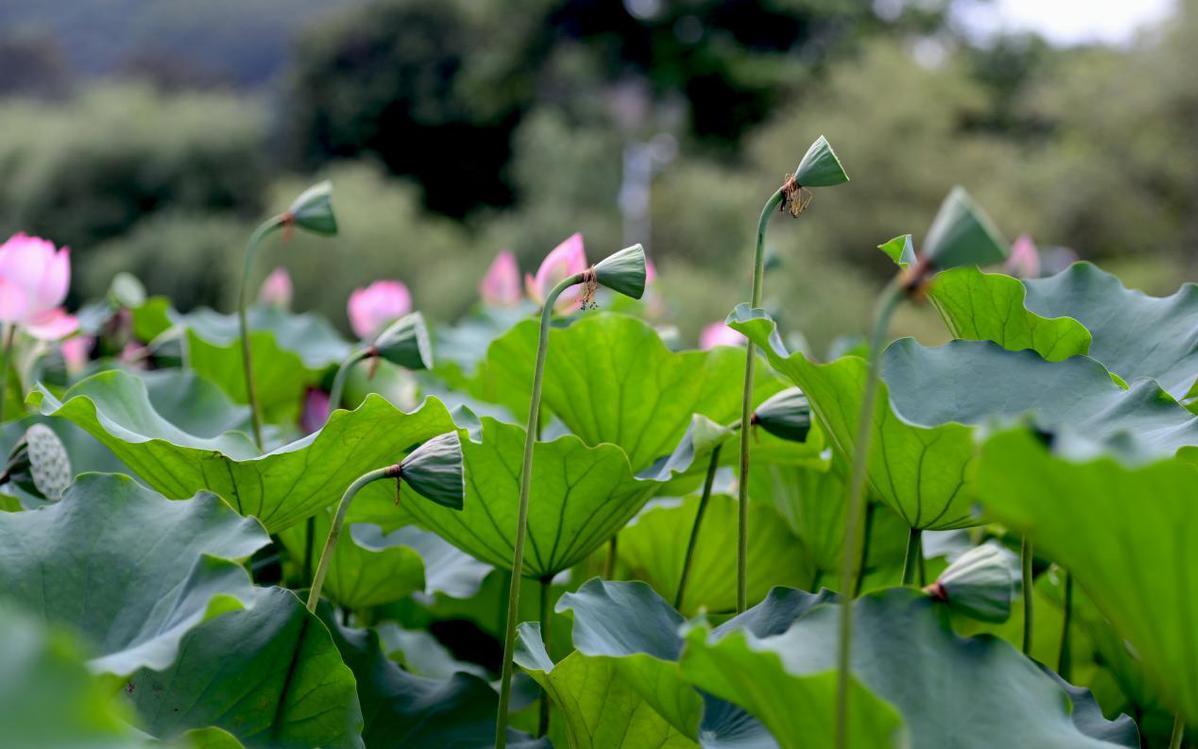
<box><xmin>371</xmin><ymin>311</ymin><xmax>432</xmax><ymax>371</ymax></box>
<box><xmin>751</xmin><ymin>387</ymin><xmax>812</xmax><ymax>443</ymax></box>
<box><xmin>922</xmin><ymin>187</ymin><xmax>1007</xmax><ymax>272</ymax></box>
<box><xmin>1</xmin><ymin>424</ymin><xmax>71</xmax><ymax>502</ymax></box>
<box><xmin>285</xmin><ymin>180</ymin><xmax>337</xmax><ymax>236</ymax></box>
<box><xmin>925</xmin><ymin>543</ymin><xmax>1014</xmax><ymax>623</ymax></box>
<box><xmin>592</xmin><ymin>244</ymin><xmax>647</xmax><ymax>300</ymax></box>
<box><xmin>258</xmin><ymin>267</ymin><xmax>293</xmax><ymax>309</ymax></box>
<box><xmin>393</xmin><ymin>432</ymin><xmax>465</xmax><ymax>509</ymax></box>
<box><xmin>1005</xmin><ymin>234</ymin><xmax>1040</xmax><ymax>279</ymax></box>
<box><xmin>700</xmin><ymin>321</ymin><xmax>745</xmax><ymax>350</ymax></box>
<box><xmin>107</xmin><ymin>272</ymin><xmax>146</xmax><ymax>310</ymax></box>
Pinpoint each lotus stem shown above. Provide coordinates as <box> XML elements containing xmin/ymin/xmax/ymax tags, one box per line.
<box><xmin>735</xmin><ymin>187</ymin><xmax>786</xmax><ymax>614</ymax></box>
<box><xmin>0</xmin><ymin>324</ymin><xmax>15</xmax><ymax>426</ymax></box>
<box><xmin>306</xmin><ymin>465</ymin><xmax>396</xmax><ymax>612</ymax></box>
<box><xmin>675</xmin><ymin>445</ymin><xmax>722</xmax><ymax>611</ymax></box>
<box><xmin>1058</xmin><ymin>568</ymin><xmax>1073</xmax><ymax>680</ymax></box>
<box><xmin>901</xmin><ymin>527</ymin><xmax>922</xmax><ymax>586</ymax></box>
<box><xmin>302</xmin><ymin>516</ymin><xmax>315</xmax><ymax>586</ymax></box>
<box><xmin>495</xmin><ymin>271</ymin><xmax>586</xmax><ymax>749</ymax></box>
<box><xmin>835</xmin><ymin>277</ymin><xmax>904</xmax><ymax>749</ymax></box>
<box><xmin>1170</xmin><ymin>714</ymin><xmax>1185</xmax><ymax>749</ymax></box>
<box><xmin>237</xmin><ymin>216</ymin><xmax>287</xmax><ymax>451</ymax></box>
<box><xmin>329</xmin><ymin>348</ymin><xmax>372</xmax><ymax>413</ymax></box>
<box><xmin>853</xmin><ymin>502</ymin><xmax>876</xmax><ymax>597</ymax></box>
<box><xmin>604</xmin><ymin>535</ymin><xmax>619</xmax><ymax>579</ymax></box>
<box><xmin>538</xmin><ymin>576</ymin><xmax>553</xmax><ymax>738</ymax></box>
<box><xmin>1022</xmin><ymin>536</ymin><xmax>1034</xmax><ymax>656</ymax></box>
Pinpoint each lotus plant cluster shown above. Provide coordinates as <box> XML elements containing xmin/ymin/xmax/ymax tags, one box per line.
<box><xmin>3</xmin><ymin>137</ymin><xmax>1198</xmax><ymax>749</ymax></box>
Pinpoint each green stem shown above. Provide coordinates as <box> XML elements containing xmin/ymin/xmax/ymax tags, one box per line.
<box><xmin>901</xmin><ymin>527</ymin><xmax>922</xmax><ymax>586</ymax></box>
<box><xmin>329</xmin><ymin>348</ymin><xmax>372</xmax><ymax>413</ymax></box>
<box><xmin>1057</xmin><ymin>568</ymin><xmax>1073</xmax><ymax>680</ymax></box>
<box><xmin>1022</xmin><ymin>535</ymin><xmax>1034</xmax><ymax>656</ymax></box>
<box><xmin>675</xmin><ymin>445</ymin><xmax>722</xmax><ymax>610</ymax></box>
<box><xmin>302</xmin><ymin>515</ymin><xmax>315</xmax><ymax>587</ymax></box>
<box><xmin>604</xmin><ymin>534</ymin><xmax>619</xmax><ymax>579</ymax></box>
<box><xmin>1170</xmin><ymin>714</ymin><xmax>1185</xmax><ymax>749</ymax></box>
<box><xmin>306</xmin><ymin>466</ymin><xmax>395</xmax><ymax>612</ymax></box>
<box><xmin>538</xmin><ymin>577</ymin><xmax>553</xmax><ymax>738</ymax></box>
<box><xmin>237</xmin><ymin>216</ymin><xmax>285</xmax><ymax>452</ymax></box>
<box><xmin>736</xmin><ymin>188</ymin><xmax>785</xmax><ymax>614</ymax></box>
<box><xmin>495</xmin><ymin>272</ymin><xmax>585</xmax><ymax>749</ymax></box>
<box><xmin>853</xmin><ymin>501</ymin><xmax>876</xmax><ymax>597</ymax></box>
<box><xmin>0</xmin><ymin>324</ymin><xmax>15</xmax><ymax>426</ymax></box>
<box><xmin>835</xmin><ymin>278</ymin><xmax>904</xmax><ymax>749</ymax></box>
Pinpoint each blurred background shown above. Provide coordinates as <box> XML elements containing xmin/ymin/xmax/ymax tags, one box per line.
<box><xmin>0</xmin><ymin>0</ymin><xmax>1190</xmax><ymax>351</ymax></box>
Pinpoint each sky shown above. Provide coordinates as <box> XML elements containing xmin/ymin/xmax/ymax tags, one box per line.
<box><xmin>952</xmin><ymin>0</ymin><xmax>1176</xmax><ymax>45</ymax></box>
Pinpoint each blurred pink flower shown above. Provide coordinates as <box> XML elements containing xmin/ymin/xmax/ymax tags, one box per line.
<box><xmin>1005</xmin><ymin>234</ymin><xmax>1040</xmax><ymax>279</ymax></box>
<box><xmin>0</xmin><ymin>233</ymin><xmax>77</xmax><ymax>340</ymax></box>
<box><xmin>699</xmin><ymin>322</ymin><xmax>745</xmax><ymax>350</ymax></box>
<box><xmin>347</xmin><ymin>280</ymin><xmax>412</xmax><ymax>340</ymax></box>
<box><xmin>480</xmin><ymin>250</ymin><xmax>522</xmax><ymax>307</ymax></box>
<box><xmin>525</xmin><ymin>233</ymin><xmax>588</xmax><ymax>313</ymax></box>
<box><xmin>259</xmin><ymin>267</ymin><xmax>293</xmax><ymax>308</ymax></box>
<box><xmin>118</xmin><ymin>342</ymin><xmax>149</xmax><ymax>370</ymax></box>
<box><xmin>300</xmin><ymin>387</ymin><xmax>331</xmax><ymax>434</ymax></box>
<box><xmin>645</xmin><ymin>257</ymin><xmax>658</xmax><ymax>285</ymax></box>
<box><xmin>60</xmin><ymin>336</ymin><xmax>92</xmax><ymax>375</ymax></box>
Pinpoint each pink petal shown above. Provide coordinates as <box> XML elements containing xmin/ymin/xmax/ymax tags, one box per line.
<box><xmin>645</xmin><ymin>258</ymin><xmax>657</xmax><ymax>285</ymax></box>
<box><xmin>60</xmin><ymin>336</ymin><xmax>92</xmax><ymax>374</ymax></box>
<box><xmin>531</xmin><ymin>233</ymin><xmax>587</xmax><ymax>313</ymax></box>
<box><xmin>347</xmin><ymin>280</ymin><xmax>412</xmax><ymax>340</ymax></box>
<box><xmin>300</xmin><ymin>387</ymin><xmax>331</xmax><ymax>434</ymax></box>
<box><xmin>38</xmin><ymin>247</ymin><xmax>71</xmax><ymax>310</ymax></box>
<box><xmin>699</xmin><ymin>322</ymin><xmax>745</xmax><ymax>350</ymax></box>
<box><xmin>1005</xmin><ymin>234</ymin><xmax>1040</xmax><ymax>279</ymax></box>
<box><xmin>259</xmin><ymin>267</ymin><xmax>293</xmax><ymax>308</ymax></box>
<box><xmin>24</xmin><ymin>307</ymin><xmax>79</xmax><ymax>341</ymax></box>
<box><xmin>480</xmin><ymin>250</ymin><xmax>521</xmax><ymax>307</ymax></box>
<box><xmin>0</xmin><ymin>233</ymin><xmax>70</xmax><ymax>318</ymax></box>
<box><xmin>0</xmin><ymin>277</ymin><xmax>29</xmax><ymax>322</ymax></box>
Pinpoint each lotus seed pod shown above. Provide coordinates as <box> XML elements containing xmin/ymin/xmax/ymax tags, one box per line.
<box><xmin>792</xmin><ymin>135</ymin><xmax>850</xmax><ymax>188</ymax></box>
<box><xmin>397</xmin><ymin>432</ymin><xmax>465</xmax><ymax>509</ymax></box>
<box><xmin>2</xmin><ymin>424</ymin><xmax>72</xmax><ymax>502</ymax></box>
<box><xmin>373</xmin><ymin>312</ymin><xmax>433</xmax><ymax>371</ymax></box>
<box><xmin>752</xmin><ymin>387</ymin><xmax>812</xmax><ymax>443</ymax></box>
<box><xmin>593</xmin><ymin>244</ymin><xmax>647</xmax><ymax>300</ymax></box>
<box><xmin>922</xmin><ymin>187</ymin><xmax>1007</xmax><ymax>271</ymax></box>
<box><xmin>926</xmin><ymin>543</ymin><xmax>1014</xmax><ymax>623</ymax></box>
<box><xmin>287</xmin><ymin>180</ymin><xmax>338</xmax><ymax>236</ymax></box>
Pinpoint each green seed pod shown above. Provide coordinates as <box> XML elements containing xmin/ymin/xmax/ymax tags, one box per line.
<box><xmin>397</xmin><ymin>432</ymin><xmax>465</xmax><ymax>509</ymax></box>
<box><xmin>592</xmin><ymin>244</ymin><xmax>647</xmax><ymax>300</ymax></box>
<box><xmin>287</xmin><ymin>180</ymin><xmax>338</xmax><ymax>236</ymax></box>
<box><xmin>793</xmin><ymin>135</ymin><xmax>850</xmax><ymax>188</ymax></box>
<box><xmin>2</xmin><ymin>424</ymin><xmax>72</xmax><ymax>502</ymax></box>
<box><xmin>373</xmin><ymin>312</ymin><xmax>433</xmax><ymax>371</ymax></box>
<box><xmin>107</xmin><ymin>272</ymin><xmax>146</xmax><ymax>309</ymax></box>
<box><xmin>926</xmin><ymin>543</ymin><xmax>1014</xmax><ymax>623</ymax></box>
<box><xmin>922</xmin><ymin>186</ymin><xmax>1007</xmax><ymax>271</ymax></box>
<box><xmin>752</xmin><ymin>387</ymin><xmax>812</xmax><ymax>443</ymax></box>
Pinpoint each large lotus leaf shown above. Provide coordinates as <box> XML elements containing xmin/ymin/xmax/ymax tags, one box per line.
<box><xmin>136</xmin><ymin>369</ymin><xmax>255</xmax><ymax>438</ymax></box>
<box><xmin>923</xmin><ymin>266</ymin><xmax>1092</xmax><ymax>361</ymax></box>
<box><xmin>318</xmin><ymin>605</ymin><xmax>546</xmax><ymax>749</ymax></box>
<box><xmin>0</xmin><ymin>602</ymin><xmax>141</xmax><ymax>749</ymax></box>
<box><xmin>471</xmin><ymin>312</ymin><xmax>783</xmax><ymax>471</ymax></box>
<box><xmin>617</xmin><ymin>492</ymin><xmax>812</xmax><ymax>614</ymax></box>
<box><xmin>31</xmin><ymin>370</ymin><xmax>460</xmax><ymax>532</ymax></box>
<box><xmin>731</xmin><ymin>308</ymin><xmax>1198</xmax><ymax>529</ymax></box>
<box><xmin>737</xmin><ymin>588</ymin><xmax>1137</xmax><ymax>748</ymax></box>
<box><xmin>0</xmin><ymin>473</ymin><xmax>268</xmax><ymax>676</ymax></box>
<box><xmin>979</xmin><ymin>428</ymin><xmax>1198</xmax><ymax>724</ymax></box>
<box><xmin>1023</xmin><ymin>263</ymin><xmax>1198</xmax><ymax>399</ymax></box>
<box><xmin>397</xmin><ymin>417</ymin><xmax>661</xmax><ymax>578</ymax></box>
<box><xmin>129</xmin><ymin>587</ymin><xmax>364</xmax><ymax>749</ymax></box>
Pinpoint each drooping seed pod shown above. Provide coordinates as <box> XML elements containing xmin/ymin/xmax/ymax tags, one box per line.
<box><xmin>592</xmin><ymin>244</ymin><xmax>648</xmax><ymax>301</ymax></box>
<box><xmin>925</xmin><ymin>543</ymin><xmax>1014</xmax><ymax>623</ymax></box>
<box><xmin>395</xmin><ymin>432</ymin><xmax>465</xmax><ymax>509</ymax></box>
<box><xmin>922</xmin><ymin>186</ymin><xmax>1007</xmax><ymax>272</ymax></box>
<box><xmin>286</xmin><ymin>180</ymin><xmax>338</xmax><ymax>236</ymax></box>
<box><xmin>373</xmin><ymin>312</ymin><xmax>433</xmax><ymax>371</ymax></box>
<box><xmin>752</xmin><ymin>387</ymin><xmax>812</xmax><ymax>443</ymax></box>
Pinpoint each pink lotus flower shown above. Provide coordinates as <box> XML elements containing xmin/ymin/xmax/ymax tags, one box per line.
<box><xmin>1005</xmin><ymin>234</ymin><xmax>1040</xmax><ymax>279</ymax></box>
<box><xmin>60</xmin><ymin>336</ymin><xmax>93</xmax><ymax>375</ymax></box>
<box><xmin>525</xmin><ymin>233</ymin><xmax>588</xmax><ymax>313</ymax></box>
<box><xmin>480</xmin><ymin>250</ymin><xmax>522</xmax><ymax>307</ymax></box>
<box><xmin>300</xmin><ymin>387</ymin><xmax>331</xmax><ymax>434</ymax></box>
<box><xmin>348</xmin><ymin>280</ymin><xmax>412</xmax><ymax>340</ymax></box>
<box><xmin>699</xmin><ymin>322</ymin><xmax>745</xmax><ymax>350</ymax></box>
<box><xmin>258</xmin><ymin>267</ymin><xmax>293</xmax><ymax>309</ymax></box>
<box><xmin>0</xmin><ymin>233</ymin><xmax>77</xmax><ymax>340</ymax></box>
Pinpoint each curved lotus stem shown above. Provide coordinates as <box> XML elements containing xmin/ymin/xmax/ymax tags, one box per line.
<box><xmin>675</xmin><ymin>444</ymin><xmax>722</xmax><ymax>610</ymax></box>
<box><xmin>237</xmin><ymin>216</ymin><xmax>288</xmax><ymax>451</ymax></box>
<box><xmin>328</xmin><ymin>348</ymin><xmax>372</xmax><ymax>413</ymax></box>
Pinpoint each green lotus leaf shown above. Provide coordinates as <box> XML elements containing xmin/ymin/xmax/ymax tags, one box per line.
<box><xmin>0</xmin><ymin>602</ymin><xmax>141</xmax><ymax>748</ymax></box>
<box><xmin>128</xmin><ymin>587</ymin><xmax>364</xmax><ymax>749</ymax></box>
<box><xmin>731</xmin><ymin>308</ymin><xmax>1198</xmax><ymax>529</ymax></box>
<box><xmin>793</xmin><ymin>134</ymin><xmax>850</xmax><ymax>187</ymax></box>
<box><xmin>397</xmin><ymin>417</ymin><xmax>660</xmax><ymax>578</ymax></box>
<box><xmin>923</xmin><ymin>266</ymin><xmax>1092</xmax><ymax>362</ymax></box>
<box><xmin>979</xmin><ymin>427</ymin><xmax>1198</xmax><ymax>724</ymax></box>
<box><xmin>470</xmin><ymin>312</ymin><xmax>784</xmax><ymax>471</ymax></box>
<box><xmin>732</xmin><ymin>588</ymin><xmax>1137</xmax><ymax>747</ymax></box>
<box><xmin>1022</xmin><ymin>262</ymin><xmax>1198</xmax><ymax>399</ymax></box>
<box><xmin>0</xmin><ymin>473</ymin><xmax>268</xmax><ymax>676</ymax></box>
<box><xmin>376</xmin><ymin>623</ymin><xmax>487</xmax><ymax>680</ymax></box>
<box><xmin>878</xmin><ymin>234</ymin><xmax>916</xmax><ymax>268</ymax></box>
<box><xmin>31</xmin><ymin>370</ymin><xmax>460</xmax><ymax>532</ymax></box>
<box><xmin>617</xmin><ymin>492</ymin><xmax>812</xmax><ymax>614</ymax></box>
<box><xmin>318</xmin><ymin>605</ymin><xmax>546</xmax><ymax>749</ymax></box>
